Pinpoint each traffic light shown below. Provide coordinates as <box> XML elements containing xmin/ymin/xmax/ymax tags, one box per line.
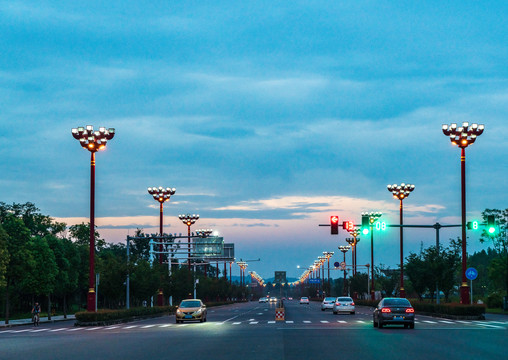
<box><xmin>487</xmin><ymin>215</ymin><xmax>496</xmax><ymax>235</ymax></box>
<box><xmin>342</xmin><ymin>221</ymin><xmax>354</xmax><ymax>232</ymax></box>
<box><xmin>331</xmin><ymin>216</ymin><xmax>339</xmax><ymax>235</ymax></box>
<box><xmin>361</xmin><ymin>214</ymin><xmax>369</xmax><ymax>235</ymax></box>
<box><xmin>466</xmin><ymin>221</ymin><xmax>479</xmax><ymax>230</ymax></box>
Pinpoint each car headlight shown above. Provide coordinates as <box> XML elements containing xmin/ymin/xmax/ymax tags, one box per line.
<box><xmin>176</xmin><ymin>309</ymin><xmax>183</xmax><ymax>314</ymax></box>
<box><xmin>194</xmin><ymin>309</ymin><xmax>202</xmax><ymax>315</ymax></box>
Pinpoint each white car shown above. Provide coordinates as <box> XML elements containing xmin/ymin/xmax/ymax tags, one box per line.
<box><xmin>321</xmin><ymin>297</ymin><xmax>336</xmax><ymax>311</ymax></box>
<box><xmin>269</xmin><ymin>297</ymin><xmax>277</xmax><ymax>303</ymax></box>
<box><xmin>300</xmin><ymin>297</ymin><xmax>310</xmax><ymax>304</ymax></box>
<box><xmin>332</xmin><ymin>296</ymin><xmax>355</xmax><ymax>315</ymax></box>
<box><xmin>258</xmin><ymin>297</ymin><xmax>269</xmax><ymax>303</ymax></box>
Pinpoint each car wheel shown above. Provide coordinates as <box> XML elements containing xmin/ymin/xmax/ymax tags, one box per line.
<box><xmin>321</xmin><ymin>308</ymin><xmax>325</xmax><ymax>311</ymax></box>
<box><xmin>333</xmin><ymin>311</ymin><xmax>337</xmax><ymax>315</ymax></box>
<box><xmin>409</xmin><ymin>322</ymin><xmax>414</xmax><ymax>329</ymax></box>
<box><xmin>351</xmin><ymin>312</ymin><xmax>355</xmax><ymax>315</ymax></box>
<box><xmin>378</xmin><ymin>319</ymin><xmax>383</xmax><ymax>329</ymax></box>
<box><xmin>373</xmin><ymin>320</ymin><xmax>377</xmax><ymax>328</ymax></box>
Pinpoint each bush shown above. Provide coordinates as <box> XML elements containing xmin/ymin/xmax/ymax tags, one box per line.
<box><xmin>75</xmin><ymin>306</ymin><xmax>175</xmax><ymax>324</ymax></box>
<box><xmin>486</xmin><ymin>293</ymin><xmax>503</xmax><ymax>308</ymax></box>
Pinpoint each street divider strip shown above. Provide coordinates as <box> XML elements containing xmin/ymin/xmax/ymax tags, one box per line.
<box><xmin>275</xmin><ymin>299</ymin><xmax>285</xmax><ymax>321</ymax></box>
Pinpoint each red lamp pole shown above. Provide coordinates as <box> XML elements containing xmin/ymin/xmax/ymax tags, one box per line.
<box><xmin>442</xmin><ymin>122</ymin><xmax>484</xmax><ymax>304</ymax></box>
<box><xmin>148</xmin><ymin>186</ymin><xmax>176</xmax><ymax>306</ymax></box>
<box><xmin>72</xmin><ymin>126</ymin><xmax>115</xmax><ymax>312</ymax></box>
<box><xmin>179</xmin><ymin>214</ymin><xmax>199</xmax><ymax>270</ymax></box>
<box><xmin>387</xmin><ymin>183</ymin><xmax>415</xmax><ymax>298</ymax></box>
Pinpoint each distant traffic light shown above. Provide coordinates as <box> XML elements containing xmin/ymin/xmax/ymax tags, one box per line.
<box><xmin>331</xmin><ymin>216</ymin><xmax>339</xmax><ymax>235</ymax></box>
<box><xmin>487</xmin><ymin>215</ymin><xmax>496</xmax><ymax>235</ymax></box>
<box><xmin>466</xmin><ymin>221</ymin><xmax>479</xmax><ymax>230</ymax></box>
<box><xmin>361</xmin><ymin>215</ymin><xmax>370</xmax><ymax>235</ymax></box>
<box><xmin>342</xmin><ymin>221</ymin><xmax>354</xmax><ymax>232</ymax></box>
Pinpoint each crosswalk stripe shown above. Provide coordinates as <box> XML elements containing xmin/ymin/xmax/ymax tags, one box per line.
<box><xmin>233</xmin><ymin>322</ymin><xmax>241</xmax><ymax>325</ymax></box>
<box><xmin>249</xmin><ymin>322</ymin><xmax>258</xmax><ymax>325</ymax></box>
<box><xmin>303</xmin><ymin>321</ymin><xmax>311</xmax><ymax>323</ymax></box>
<box><xmin>141</xmin><ymin>325</ymin><xmax>155</xmax><ymax>328</ymax></box>
<box><xmin>49</xmin><ymin>328</ymin><xmax>67</xmax><ymax>332</ymax></box>
<box><xmin>124</xmin><ymin>325</ymin><xmax>138</xmax><ymax>329</ymax></box>
<box><xmin>159</xmin><ymin>324</ymin><xmax>172</xmax><ymax>328</ymax></box>
<box><xmin>423</xmin><ymin>320</ymin><xmax>437</xmax><ymax>324</ymax></box>
<box><xmin>67</xmin><ymin>328</ymin><xmax>83</xmax><ymax>331</ymax></box>
<box><xmin>30</xmin><ymin>329</ymin><xmax>48</xmax><ymax>332</ymax></box>
<box><xmin>85</xmin><ymin>327</ymin><xmax>101</xmax><ymax>331</ymax></box>
<box><xmin>338</xmin><ymin>321</ymin><xmax>346</xmax><ymax>323</ymax></box>
<box><xmin>104</xmin><ymin>326</ymin><xmax>119</xmax><ymax>330</ymax></box>
<box><xmin>356</xmin><ymin>321</ymin><xmax>365</xmax><ymax>323</ymax></box>
<box><xmin>268</xmin><ymin>321</ymin><xmax>276</xmax><ymax>324</ymax></box>
<box><xmin>439</xmin><ymin>321</ymin><xmax>454</xmax><ymax>324</ymax></box>
<box><xmin>285</xmin><ymin>321</ymin><xmax>294</xmax><ymax>324</ymax></box>
<box><xmin>320</xmin><ymin>321</ymin><xmax>329</xmax><ymax>323</ymax></box>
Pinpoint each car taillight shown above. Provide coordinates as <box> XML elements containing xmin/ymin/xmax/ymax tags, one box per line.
<box><xmin>351</xmin><ymin>302</ymin><xmax>355</xmax><ymax>306</ymax></box>
<box><xmin>336</xmin><ymin>303</ymin><xmax>340</xmax><ymax>306</ymax></box>
<box><xmin>381</xmin><ymin>307</ymin><xmax>391</xmax><ymax>313</ymax></box>
<box><xmin>406</xmin><ymin>308</ymin><xmax>415</xmax><ymax>313</ymax></box>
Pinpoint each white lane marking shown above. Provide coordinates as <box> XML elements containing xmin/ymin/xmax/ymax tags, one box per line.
<box><xmin>439</xmin><ymin>321</ymin><xmax>454</xmax><ymax>324</ymax></box>
<box><xmin>85</xmin><ymin>327</ymin><xmax>101</xmax><ymax>331</ymax></box>
<box><xmin>67</xmin><ymin>328</ymin><xmax>83</xmax><ymax>331</ymax></box>
<box><xmin>338</xmin><ymin>321</ymin><xmax>347</xmax><ymax>323</ymax></box>
<box><xmin>320</xmin><ymin>321</ymin><xmax>329</xmax><ymax>323</ymax></box>
<box><xmin>104</xmin><ymin>326</ymin><xmax>119</xmax><ymax>330</ymax></box>
<box><xmin>257</xmin><ymin>313</ymin><xmax>263</xmax><ymax>315</ymax></box>
<box><xmin>476</xmin><ymin>323</ymin><xmax>504</xmax><ymax>329</ymax></box>
<box><xmin>49</xmin><ymin>328</ymin><xmax>67</xmax><ymax>332</ymax></box>
<box><xmin>268</xmin><ymin>321</ymin><xmax>276</xmax><ymax>324</ymax></box>
<box><xmin>141</xmin><ymin>325</ymin><xmax>156</xmax><ymax>328</ymax></box>
<box><xmin>423</xmin><ymin>320</ymin><xmax>437</xmax><ymax>324</ymax></box>
<box><xmin>456</xmin><ymin>320</ymin><xmax>469</xmax><ymax>324</ymax></box>
<box><xmin>264</xmin><ymin>309</ymin><xmax>268</xmax><ymax>312</ymax></box>
<box><xmin>30</xmin><ymin>329</ymin><xmax>48</xmax><ymax>332</ymax></box>
<box><xmin>12</xmin><ymin>330</ymin><xmax>30</xmax><ymax>333</ymax></box>
<box><xmin>214</xmin><ymin>323</ymin><xmax>224</xmax><ymax>326</ymax></box>
<box><xmin>303</xmin><ymin>321</ymin><xmax>311</xmax><ymax>323</ymax></box>
<box><xmin>356</xmin><ymin>320</ymin><xmax>365</xmax><ymax>323</ymax></box>
<box><xmin>249</xmin><ymin>322</ymin><xmax>258</xmax><ymax>325</ymax></box>
<box><xmin>159</xmin><ymin>324</ymin><xmax>172</xmax><ymax>328</ymax></box>
<box><xmin>124</xmin><ymin>325</ymin><xmax>138</xmax><ymax>329</ymax></box>
<box><xmin>233</xmin><ymin>322</ymin><xmax>241</xmax><ymax>325</ymax></box>
<box><xmin>248</xmin><ymin>318</ymin><xmax>255</xmax><ymax>321</ymax></box>
<box><xmin>285</xmin><ymin>321</ymin><xmax>294</xmax><ymax>324</ymax></box>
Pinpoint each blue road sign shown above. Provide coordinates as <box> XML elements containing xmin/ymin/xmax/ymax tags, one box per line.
<box><xmin>334</xmin><ymin>262</ymin><xmax>340</xmax><ymax>268</ymax></box>
<box><xmin>465</xmin><ymin>267</ymin><xmax>478</xmax><ymax>281</ymax></box>
<box><xmin>309</xmin><ymin>278</ymin><xmax>321</xmax><ymax>284</ymax></box>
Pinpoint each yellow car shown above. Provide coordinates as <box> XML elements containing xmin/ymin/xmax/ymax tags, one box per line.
<box><xmin>175</xmin><ymin>299</ymin><xmax>207</xmax><ymax>323</ymax></box>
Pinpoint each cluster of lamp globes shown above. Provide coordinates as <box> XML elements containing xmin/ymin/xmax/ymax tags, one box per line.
<box><xmin>71</xmin><ymin>126</ymin><xmax>115</xmax><ymax>152</ymax></box>
<box><xmin>387</xmin><ymin>183</ymin><xmax>415</xmax><ymax>200</ymax></box>
<box><xmin>147</xmin><ymin>187</ymin><xmax>176</xmax><ymax>202</ymax></box>
<box><xmin>442</xmin><ymin>122</ymin><xmax>484</xmax><ymax>148</ymax></box>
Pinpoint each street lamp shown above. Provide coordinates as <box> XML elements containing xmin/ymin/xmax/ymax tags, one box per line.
<box><xmin>338</xmin><ymin>245</ymin><xmax>350</xmax><ymax>296</ymax></box>
<box><xmin>442</xmin><ymin>122</ymin><xmax>484</xmax><ymax>304</ymax></box>
<box><xmin>71</xmin><ymin>125</ymin><xmax>115</xmax><ymax>312</ymax></box>
<box><xmin>387</xmin><ymin>183</ymin><xmax>415</xmax><ymax>298</ymax></box>
<box><xmin>346</xmin><ymin>228</ymin><xmax>360</xmax><ymax>275</ymax></box>
<box><xmin>147</xmin><ymin>186</ymin><xmax>176</xmax><ymax>306</ymax></box>
<box><xmin>179</xmin><ymin>213</ymin><xmax>200</xmax><ymax>269</ymax></box>
<box><xmin>362</xmin><ymin>212</ymin><xmax>382</xmax><ymax>300</ymax></box>
<box><xmin>323</xmin><ymin>251</ymin><xmax>334</xmax><ymax>293</ymax></box>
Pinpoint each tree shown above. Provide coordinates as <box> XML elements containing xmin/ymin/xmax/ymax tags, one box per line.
<box><xmin>405</xmin><ymin>252</ymin><xmax>430</xmax><ymax>300</ymax></box>
<box><xmin>68</xmin><ymin>223</ymin><xmax>106</xmax><ymax>250</ymax></box>
<box><xmin>0</xmin><ymin>226</ymin><xmax>9</xmax><ymax>289</ymax></box>
<box><xmin>479</xmin><ymin>208</ymin><xmax>507</xmax><ymax>297</ymax></box>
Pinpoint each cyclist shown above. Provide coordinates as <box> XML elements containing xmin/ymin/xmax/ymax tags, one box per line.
<box><xmin>31</xmin><ymin>302</ymin><xmax>41</xmax><ymax>326</ymax></box>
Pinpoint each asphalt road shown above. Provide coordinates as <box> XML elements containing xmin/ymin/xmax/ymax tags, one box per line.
<box><xmin>0</xmin><ymin>301</ymin><xmax>506</xmax><ymax>360</ymax></box>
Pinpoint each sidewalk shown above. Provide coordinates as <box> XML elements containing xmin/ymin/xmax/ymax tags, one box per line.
<box><xmin>0</xmin><ymin>315</ymin><xmax>76</xmax><ymax>328</ymax></box>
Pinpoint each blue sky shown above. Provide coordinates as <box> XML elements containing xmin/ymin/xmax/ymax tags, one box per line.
<box><xmin>1</xmin><ymin>1</ymin><xmax>507</xmax><ymax>281</ymax></box>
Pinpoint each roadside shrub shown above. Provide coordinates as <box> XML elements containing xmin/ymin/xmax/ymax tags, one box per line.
<box><xmin>486</xmin><ymin>293</ymin><xmax>503</xmax><ymax>308</ymax></box>
<box><xmin>75</xmin><ymin>306</ymin><xmax>175</xmax><ymax>323</ymax></box>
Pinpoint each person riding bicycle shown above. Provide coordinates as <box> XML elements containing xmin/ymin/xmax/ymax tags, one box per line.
<box><xmin>31</xmin><ymin>302</ymin><xmax>41</xmax><ymax>326</ymax></box>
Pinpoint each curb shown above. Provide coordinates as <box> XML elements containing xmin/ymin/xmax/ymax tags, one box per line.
<box><xmin>0</xmin><ymin>317</ymin><xmax>76</xmax><ymax>329</ymax></box>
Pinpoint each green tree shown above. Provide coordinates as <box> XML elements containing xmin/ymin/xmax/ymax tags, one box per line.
<box><xmin>479</xmin><ymin>209</ymin><xmax>507</xmax><ymax>297</ymax></box>
<box><xmin>405</xmin><ymin>252</ymin><xmax>430</xmax><ymax>300</ymax></box>
<box><xmin>0</xmin><ymin>226</ymin><xmax>9</xmax><ymax>289</ymax></box>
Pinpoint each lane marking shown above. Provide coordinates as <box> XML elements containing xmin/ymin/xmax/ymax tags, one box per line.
<box><xmin>30</xmin><ymin>329</ymin><xmax>48</xmax><ymax>332</ymax></box>
<box><xmin>124</xmin><ymin>325</ymin><xmax>138</xmax><ymax>329</ymax></box>
<box><xmin>141</xmin><ymin>325</ymin><xmax>156</xmax><ymax>328</ymax></box>
<box><xmin>285</xmin><ymin>321</ymin><xmax>294</xmax><ymax>324</ymax></box>
<box><xmin>268</xmin><ymin>321</ymin><xmax>276</xmax><ymax>324</ymax></box>
<box><xmin>159</xmin><ymin>324</ymin><xmax>172</xmax><ymax>328</ymax></box>
<box><xmin>85</xmin><ymin>327</ymin><xmax>101</xmax><ymax>331</ymax></box>
<box><xmin>303</xmin><ymin>321</ymin><xmax>311</xmax><ymax>323</ymax></box>
<box><xmin>249</xmin><ymin>322</ymin><xmax>258</xmax><ymax>325</ymax></box>
<box><xmin>338</xmin><ymin>321</ymin><xmax>347</xmax><ymax>323</ymax></box>
<box><xmin>49</xmin><ymin>328</ymin><xmax>67</xmax><ymax>332</ymax></box>
<box><xmin>423</xmin><ymin>320</ymin><xmax>437</xmax><ymax>324</ymax></box>
<box><xmin>233</xmin><ymin>322</ymin><xmax>241</xmax><ymax>325</ymax></box>
<box><xmin>104</xmin><ymin>326</ymin><xmax>119</xmax><ymax>330</ymax></box>
<box><xmin>67</xmin><ymin>328</ymin><xmax>83</xmax><ymax>331</ymax></box>
<box><xmin>439</xmin><ymin>321</ymin><xmax>454</xmax><ymax>324</ymax></box>
<box><xmin>320</xmin><ymin>321</ymin><xmax>329</xmax><ymax>323</ymax></box>
<box><xmin>356</xmin><ymin>320</ymin><xmax>365</xmax><ymax>323</ymax></box>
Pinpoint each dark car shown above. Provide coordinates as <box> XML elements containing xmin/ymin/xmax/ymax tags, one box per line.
<box><xmin>373</xmin><ymin>297</ymin><xmax>415</xmax><ymax>329</ymax></box>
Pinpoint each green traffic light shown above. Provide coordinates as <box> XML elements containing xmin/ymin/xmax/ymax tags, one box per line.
<box><xmin>488</xmin><ymin>226</ymin><xmax>496</xmax><ymax>234</ymax></box>
<box><xmin>362</xmin><ymin>228</ymin><xmax>369</xmax><ymax>235</ymax></box>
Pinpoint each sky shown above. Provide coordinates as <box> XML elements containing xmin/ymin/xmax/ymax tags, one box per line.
<box><xmin>1</xmin><ymin>1</ymin><xmax>507</xmax><ymax>281</ymax></box>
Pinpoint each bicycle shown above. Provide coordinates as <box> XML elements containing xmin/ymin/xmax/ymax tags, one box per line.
<box><xmin>33</xmin><ymin>312</ymin><xmax>40</xmax><ymax>327</ymax></box>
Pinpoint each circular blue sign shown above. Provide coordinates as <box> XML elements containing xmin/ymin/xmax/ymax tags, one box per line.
<box><xmin>334</xmin><ymin>262</ymin><xmax>340</xmax><ymax>268</ymax></box>
<box><xmin>465</xmin><ymin>267</ymin><xmax>478</xmax><ymax>280</ymax></box>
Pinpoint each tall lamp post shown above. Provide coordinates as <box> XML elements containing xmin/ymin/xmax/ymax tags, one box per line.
<box><xmin>147</xmin><ymin>186</ymin><xmax>176</xmax><ymax>306</ymax></box>
<box><xmin>362</xmin><ymin>212</ymin><xmax>382</xmax><ymax>300</ymax></box>
<box><xmin>387</xmin><ymin>183</ymin><xmax>415</xmax><ymax>298</ymax></box>
<box><xmin>323</xmin><ymin>251</ymin><xmax>334</xmax><ymax>294</ymax></box>
<box><xmin>338</xmin><ymin>245</ymin><xmax>350</xmax><ymax>296</ymax></box>
<box><xmin>179</xmin><ymin>214</ymin><xmax>200</xmax><ymax>269</ymax></box>
<box><xmin>346</xmin><ymin>229</ymin><xmax>360</xmax><ymax>275</ymax></box>
<box><xmin>442</xmin><ymin>122</ymin><xmax>484</xmax><ymax>304</ymax></box>
<box><xmin>71</xmin><ymin>125</ymin><xmax>115</xmax><ymax>312</ymax></box>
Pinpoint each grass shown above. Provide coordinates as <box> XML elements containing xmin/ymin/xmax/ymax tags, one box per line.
<box><xmin>486</xmin><ymin>308</ymin><xmax>508</xmax><ymax>314</ymax></box>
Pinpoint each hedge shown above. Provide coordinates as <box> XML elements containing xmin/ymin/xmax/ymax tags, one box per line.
<box><xmin>354</xmin><ymin>299</ymin><xmax>486</xmax><ymax>317</ymax></box>
<box><xmin>75</xmin><ymin>301</ymin><xmax>235</xmax><ymax>324</ymax></box>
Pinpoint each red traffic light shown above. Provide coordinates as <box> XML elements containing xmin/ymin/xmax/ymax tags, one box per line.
<box><xmin>330</xmin><ymin>216</ymin><xmax>339</xmax><ymax>235</ymax></box>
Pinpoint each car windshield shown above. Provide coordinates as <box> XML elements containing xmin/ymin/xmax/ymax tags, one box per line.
<box><xmin>337</xmin><ymin>297</ymin><xmax>353</xmax><ymax>302</ymax></box>
<box><xmin>180</xmin><ymin>301</ymin><xmax>201</xmax><ymax>308</ymax></box>
<box><xmin>301</xmin><ymin>297</ymin><xmax>308</xmax><ymax>300</ymax></box>
<box><xmin>383</xmin><ymin>298</ymin><xmax>411</xmax><ymax>306</ymax></box>
<box><xmin>324</xmin><ymin>297</ymin><xmax>335</xmax><ymax>301</ymax></box>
